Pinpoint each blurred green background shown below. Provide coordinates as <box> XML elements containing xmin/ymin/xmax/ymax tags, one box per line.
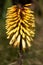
<box><xmin>0</xmin><ymin>0</ymin><xmax>43</xmax><ymax>65</ymax></box>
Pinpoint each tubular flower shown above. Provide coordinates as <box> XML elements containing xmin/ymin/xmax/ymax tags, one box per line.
<box><xmin>5</xmin><ymin>4</ymin><xmax>35</xmax><ymax>50</ymax></box>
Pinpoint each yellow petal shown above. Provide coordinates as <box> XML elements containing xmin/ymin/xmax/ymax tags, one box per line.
<box><xmin>22</xmin><ymin>39</ymin><xmax>26</xmax><ymax>49</ymax></box>
<box><xmin>26</xmin><ymin>39</ymin><xmax>31</xmax><ymax>47</ymax></box>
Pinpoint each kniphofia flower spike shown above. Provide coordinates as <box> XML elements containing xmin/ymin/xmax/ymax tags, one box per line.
<box><xmin>5</xmin><ymin>4</ymin><xmax>35</xmax><ymax>50</ymax></box>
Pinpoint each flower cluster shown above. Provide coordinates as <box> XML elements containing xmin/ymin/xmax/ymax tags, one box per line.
<box><xmin>5</xmin><ymin>4</ymin><xmax>35</xmax><ymax>50</ymax></box>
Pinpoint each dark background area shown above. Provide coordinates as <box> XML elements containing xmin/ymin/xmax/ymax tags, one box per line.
<box><xmin>0</xmin><ymin>0</ymin><xmax>43</xmax><ymax>65</ymax></box>
<box><xmin>12</xmin><ymin>0</ymin><xmax>33</xmax><ymax>5</ymax></box>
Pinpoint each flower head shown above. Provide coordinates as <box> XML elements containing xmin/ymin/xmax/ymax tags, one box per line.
<box><xmin>5</xmin><ymin>4</ymin><xmax>35</xmax><ymax>50</ymax></box>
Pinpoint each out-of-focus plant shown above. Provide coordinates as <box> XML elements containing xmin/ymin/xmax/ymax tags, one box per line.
<box><xmin>0</xmin><ymin>0</ymin><xmax>5</xmax><ymax>18</ymax></box>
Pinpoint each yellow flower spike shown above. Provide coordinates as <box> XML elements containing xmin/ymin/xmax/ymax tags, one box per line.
<box><xmin>5</xmin><ymin>4</ymin><xmax>35</xmax><ymax>50</ymax></box>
